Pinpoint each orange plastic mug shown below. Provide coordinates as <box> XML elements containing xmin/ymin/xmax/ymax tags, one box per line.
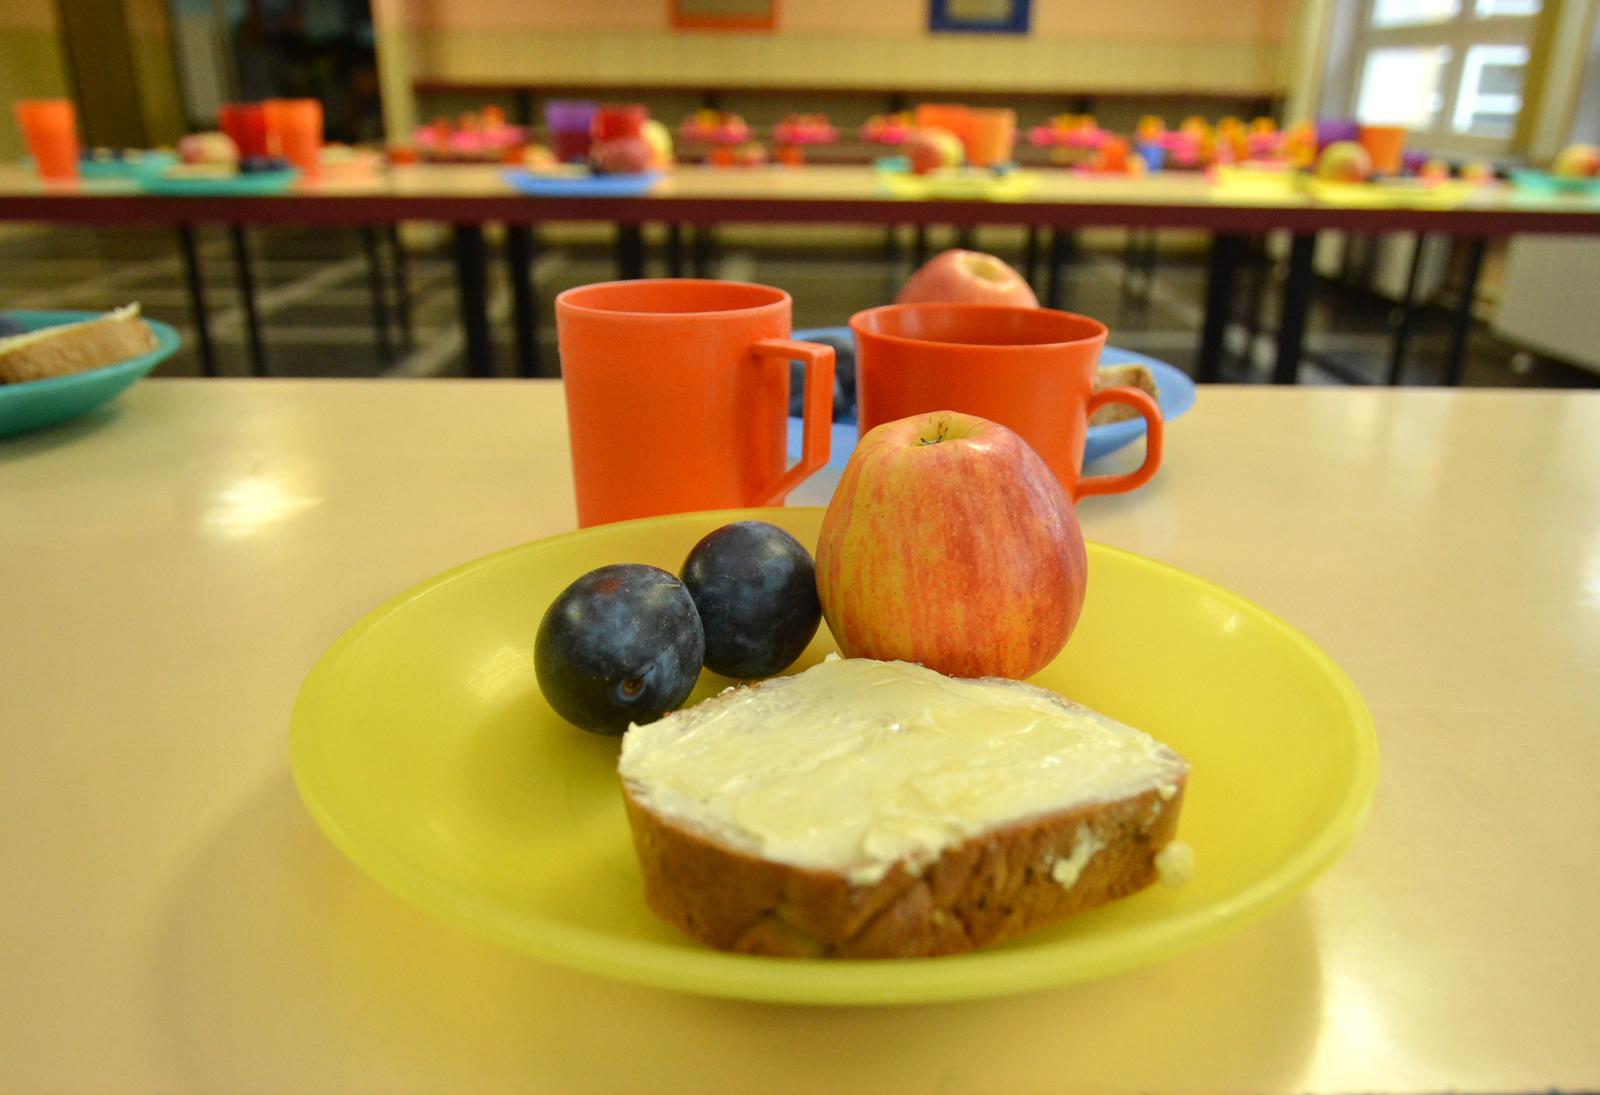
<box><xmin>965</xmin><ymin>108</ymin><xmax>1017</xmax><ymax>167</ymax></box>
<box><xmin>14</xmin><ymin>99</ymin><xmax>80</xmax><ymax>181</ymax></box>
<box><xmin>850</xmin><ymin>303</ymin><xmax>1163</xmax><ymax>500</ymax></box>
<box><xmin>556</xmin><ymin>279</ymin><xmax>836</xmax><ymax>527</ymax></box>
<box><xmin>266</xmin><ymin>98</ymin><xmax>323</xmax><ymax>177</ymax></box>
<box><xmin>1358</xmin><ymin>125</ymin><xmax>1407</xmax><ymax>176</ymax></box>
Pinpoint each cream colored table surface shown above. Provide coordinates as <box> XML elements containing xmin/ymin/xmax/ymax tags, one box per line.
<box><xmin>4</xmin><ymin>162</ymin><xmax>1600</xmax><ymax>220</ymax></box>
<box><xmin>2</xmin><ymin>380</ymin><xmax>1597</xmax><ymax>1093</ymax></box>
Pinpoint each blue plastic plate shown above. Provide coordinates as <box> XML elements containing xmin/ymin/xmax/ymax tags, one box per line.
<box><xmin>504</xmin><ymin>169</ymin><xmax>662</xmax><ymax>197</ymax></box>
<box><xmin>80</xmin><ymin>152</ymin><xmax>177</xmax><ymax>181</ymax></box>
<box><xmin>138</xmin><ymin>168</ymin><xmax>300</xmax><ymax>196</ymax></box>
<box><xmin>1507</xmin><ymin>169</ymin><xmax>1600</xmax><ymax>196</ymax></box>
<box><xmin>0</xmin><ymin>310</ymin><xmax>181</xmax><ymax>438</ymax></box>
<box><xmin>784</xmin><ymin>327</ymin><xmax>1195</xmax><ymax>470</ymax></box>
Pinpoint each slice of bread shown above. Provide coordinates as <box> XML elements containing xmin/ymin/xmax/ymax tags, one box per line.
<box><xmin>0</xmin><ymin>305</ymin><xmax>159</xmax><ymax>385</ymax></box>
<box><xmin>619</xmin><ymin>657</ymin><xmax>1189</xmax><ymax>958</ymax></box>
<box><xmin>1091</xmin><ymin>362</ymin><xmax>1160</xmax><ymax>425</ymax></box>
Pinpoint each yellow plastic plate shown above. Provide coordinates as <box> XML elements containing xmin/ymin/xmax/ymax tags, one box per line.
<box><xmin>291</xmin><ymin>507</ymin><xmax>1377</xmax><ymax>1005</ymax></box>
<box><xmin>877</xmin><ymin>168</ymin><xmax>1040</xmax><ymax>201</ymax></box>
<box><xmin>1301</xmin><ymin>177</ymin><xmax>1476</xmax><ymax>209</ymax></box>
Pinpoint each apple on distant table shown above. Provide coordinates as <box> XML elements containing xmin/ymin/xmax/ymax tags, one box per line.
<box><xmin>178</xmin><ymin>132</ymin><xmax>239</xmax><ymax>167</ymax></box>
<box><xmin>895</xmin><ymin>248</ymin><xmax>1039</xmax><ymax>307</ymax></box>
<box><xmin>1418</xmin><ymin>158</ymin><xmax>1451</xmax><ymax>182</ymax></box>
<box><xmin>640</xmin><ymin>119</ymin><xmax>674</xmax><ymax>169</ymax></box>
<box><xmin>814</xmin><ymin>410</ymin><xmax>1088</xmax><ymax>680</ymax></box>
<box><xmin>906</xmin><ymin>127</ymin><xmax>964</xmax><ymax>175</ymax></box>
<box><xmin>591</xmin><ymin>137</ymin><xmax>654</xmax><ymax>175</ymax></box>
<box><xmin>1552</xmin><ymin>143</ymin><xmax>1600</xmax><ymax>178</ymax></box>
<box><xmin>1461</xmin><ymin>160</ymin><xmax>1497</xmax><ymax>183</ymax></box>
<box><xmin>1316</xmin><ymin>140</ymin><xmax>1372</xmax><ymax>183</ymax></box>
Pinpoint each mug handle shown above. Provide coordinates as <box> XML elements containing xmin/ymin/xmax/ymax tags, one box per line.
<box><xmin>1076</xmin><ymin>386</ymin><xmax>1164</xmax><ymax>500</ymax></box>
<box><xmin>750</xmin><ymin>338</ymin><xmax>835</xmax><ymax>506</ymax></box>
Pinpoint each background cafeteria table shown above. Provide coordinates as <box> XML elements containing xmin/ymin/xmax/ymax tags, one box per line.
<box><xmin>3</xmin><ymin>164</ymin><xmax>1599</xmax><ymax>384</ymax></box>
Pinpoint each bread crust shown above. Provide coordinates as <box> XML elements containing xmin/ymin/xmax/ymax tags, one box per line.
<box><xmin>0</xmin><ymin>309</ymin><xmax>159</xmax><ymax>384</ymax></box>
<box><xmin>622</xmin><ymin>777</ymin><xmax>1185</xmax><ymax>958</ymax></box>
<box><xmin>1091</xmin><ymin>363</ymin><xmax>1159</xmax><ymax>425</ymax></box>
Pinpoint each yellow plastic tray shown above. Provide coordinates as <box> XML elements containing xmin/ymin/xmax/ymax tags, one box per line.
<box><xmin>291</xmin><ymin>507</ymin><xmax>1377</xmax><ymax>1005</ymax></box>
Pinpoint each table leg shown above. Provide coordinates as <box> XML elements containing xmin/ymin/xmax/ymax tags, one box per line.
<box><xmin>1443</xmin><ymin>237</ymin><xmax>1487</xmax><ymax>387</ymax></box>
<box><xmin>691</xmin><ymin>226</ymin><xmax>714</xmax><ymax>277</ymax></box>
<box><xmin>1271</xmin><ymin>233</ymin><xmax>1317</xmax><ymax>385</ymax></box>
<box><xmin>667</xmin><ymin>223</ymin><xmax>684</xmax><ymax>278</ymax></box>
<box><xmin>882</xmin><ymin>225</ymin><xmax>899</xmax><ymax>268</ymax></box>
<box><xmin>1023</xmin><ymin>226</ymin><xmax>1040</xmax><ymax>292</ymax></box>
<box><xmin>1141</xmin><ymin>229</ymin><xmax>1159</xmax><ymax>304</ymax></box>
<box><xmin>227</xmin><ymin>224</ymin><xmax>268</xmax><ymax>377</ymax></box>
<box><xmin>1045</xmin><ymin>229</ymin><xmax>1071</xmax><ymax>311</ymax></box>
<box><xmin>955</xmin><ymin>226</ymin><xmax>976</xmax><ymax>250</ymax></box>
<box><xmin>1238</xmin><ymin>235</ymin><xmax>1268</xmax><ymax>373</ymax></box>
<box><xmin>177</xmin><ymin>224</ymin><xmax>217</xmax><ymax>378</ymax></box>
<box><xmin>360</xmin><ymin>226</ymin><xmax>396</xmax><ymax>370</ymax></box>
<box><xmin>912</xmin><ymin>225</ymin><xmax>928</xmax><ymax>268</ymax></box>
<box><xmin>507</xmin><ymin>224</ymin><xmax>541</xmax><ymax>379</ymax></box>
<box><xmin>1197</xmin><ymin>232</ymin><xmax>1244</xmax><ymax>383</ymax></box>
<box><xmin>1385</xmin><ymin>233</ymin><xmax>1428</xmax><ymax>386</ymax></box>
<box><xmin>452</xmin><ymin>224</ymin><xmax>493</xmax><ymax>378</ymax></box>
<box><xmin>387</xmin><ymin>224</ymin><xmax>414</xmax><ymax>351</ymax></box>
<box><xmin>615</xmin><ymin>224</ymin><xmax>645</xmax><ymax>280</ymax></box>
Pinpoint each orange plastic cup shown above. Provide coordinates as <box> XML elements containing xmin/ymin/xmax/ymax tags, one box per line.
<box><xmin>14</xmin><ymin>99</ymin><xmax>80</xmax><ymax>181</ymax></box>
<box><xmin>267</xmin><ymin>98</ymin><xmax>323</xmax><ymax>177</ymax></box>
<box><xmin>850</xmin><ymin>303</ymin><xmax>1163</xmax><ymax>500</ymax></box>
<box><xmin>965</xmin><ymin>108</ymin><xmax>1016</xmax><ymax>168</ymax></box>
<box><xmin>915</xmin><ymin>103</ymin><xmax>972</xmax><ymax>146</ymax></box>
<box><xmin>555</xmin><ymin>279</ymin><xmax>836</xmax><ymax>527</ymax></box>
<box><xmin>1359</xmin><ymin>125</ymin><xmax>1407</xmax><ymax>176</ymax></box>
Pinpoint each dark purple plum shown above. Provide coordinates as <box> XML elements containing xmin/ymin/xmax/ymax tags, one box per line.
<box><xmin>680</xmin><ymin>521</ymin><xmax>821</xmax><ymax>679</ymax></box>
<box><xmin>0</xmin><ymin>314</ymin><xmax>27</xmax><ymax>339</ymax></box>
<box><xmin>535</xmin><ymin>564</ymin><xmax>704</xmax><ymax>735</ymax></box>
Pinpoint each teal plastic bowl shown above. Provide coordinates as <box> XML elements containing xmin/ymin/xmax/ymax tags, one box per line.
<box><xmin>0</xmin><ymin>310</ymin><xmax>181</xmax><ymax>438</ymax></box>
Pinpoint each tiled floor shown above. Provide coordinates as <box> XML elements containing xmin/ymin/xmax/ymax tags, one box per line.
<box><xmin>2</xmin><ymin>223</ymin><xmax>1597</xmax><ymax>390</ymax></box>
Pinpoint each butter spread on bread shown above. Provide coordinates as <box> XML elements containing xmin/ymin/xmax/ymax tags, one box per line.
<box><xmin>619</xmin><ymin>656</ymin><xmax>1189</xmax><ymax>958</ymax></box>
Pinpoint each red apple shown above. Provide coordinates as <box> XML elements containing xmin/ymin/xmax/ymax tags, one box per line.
<box><xmin>905</xmin><ymin>127</ymin><xmax>963</xmax><ymax>175</ymax></box>
<box><xmin>815</xmin><ymin>410</ymin><xmax>1087</xmax><ymax>679</ymax></box>
<box><xmin>895</xmin><ymin>249</ymin><xmax>1039</xmax><ymax>308</ymax></box>
<box><xmin>591</xmin><ymin>137</ymin><xmax>653</xmax><ymax>175</ymax></box>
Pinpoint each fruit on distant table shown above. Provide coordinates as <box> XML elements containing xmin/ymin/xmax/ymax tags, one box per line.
<box><xmin>178</xmin><ymin>132</ymin><xmax>239</xmax><ymax>166</ymax></box>
<box><xmin>1419</xmin><ymin>158</ymin><xmax>1451</xmax><ymax>182</ymax></box>
<box><xmin>1316</xmin><ymin>141</ymin><xmax>1371</xmax><ymax>182</ymax></box>
<box><xmin>0</xmin><ymin>314</ymin><xmax>27</xmax><ymax>339</ymax></box>
<box><xmin>734</xmin><ymin>142</ymin><xmax>768</xmax><ymax>167</ymax></box>
<box><xmin>1552</xmin><ymin>143</ymin><xmax>1600</xmax><ymax>178</ymax></box>
<box><xmin>535</xmin><ymin>564</ymin><xmax>704</xmax><ymax>735</ymax></box>
<box><xmin>815</xmin><ymin>411</ymin><xmax>1088</xmax><ymax>680</ymax></box>
<box><xmin>640</xmin><ymin>119</ymin><xmax>674</xmax><ymax>168</ymax></box>
<box><xmin>906</xmin><ymin>127</ymin><xmax>963</xmax><ymax>175</ymax></box>
<box><xmin>1461</xmin><ymin>160</ymin><xmax>1497</xmax><ymax>183</ymax></box>
<box><xmin>591</xmin><ymin>136</ymin><xmax>654</xmax><ymax>175</ymax></box>
<box><xmin>522</xmin><ymin>145</ymin><xmax>558</xmax><ymax>170</ymax></box>
<box><xmin>680</xmin><ymin>521</ymin><xmax>822</xmax><ymax>679</ymax></box>
<box><xmin>895</xmin><ymin>249</ymin><xmax>1039</xmax><ymax>308</ymax></box>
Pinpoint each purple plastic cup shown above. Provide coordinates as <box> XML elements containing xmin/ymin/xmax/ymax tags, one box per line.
<box><xmin>545</xmin><ymin>100</ymin><xmax>597</xmax><ymax>163</ymax></box>
<box><xmin>1315</xmin><ymin>118</ymin><xmax>1361</xmax><ymax>152</ymax></box>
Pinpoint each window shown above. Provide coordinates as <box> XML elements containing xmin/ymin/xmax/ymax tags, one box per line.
<box><xmin>1343</xmin><ymin>0</ymin><xmax>1542</xmax><ymax>152</ymax></box>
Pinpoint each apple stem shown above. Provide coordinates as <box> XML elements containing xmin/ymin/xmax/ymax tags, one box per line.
<box><xmin>919</xmin><ymin>421</ymin><xmax>950</xmax><ymax>446</ymax></box>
